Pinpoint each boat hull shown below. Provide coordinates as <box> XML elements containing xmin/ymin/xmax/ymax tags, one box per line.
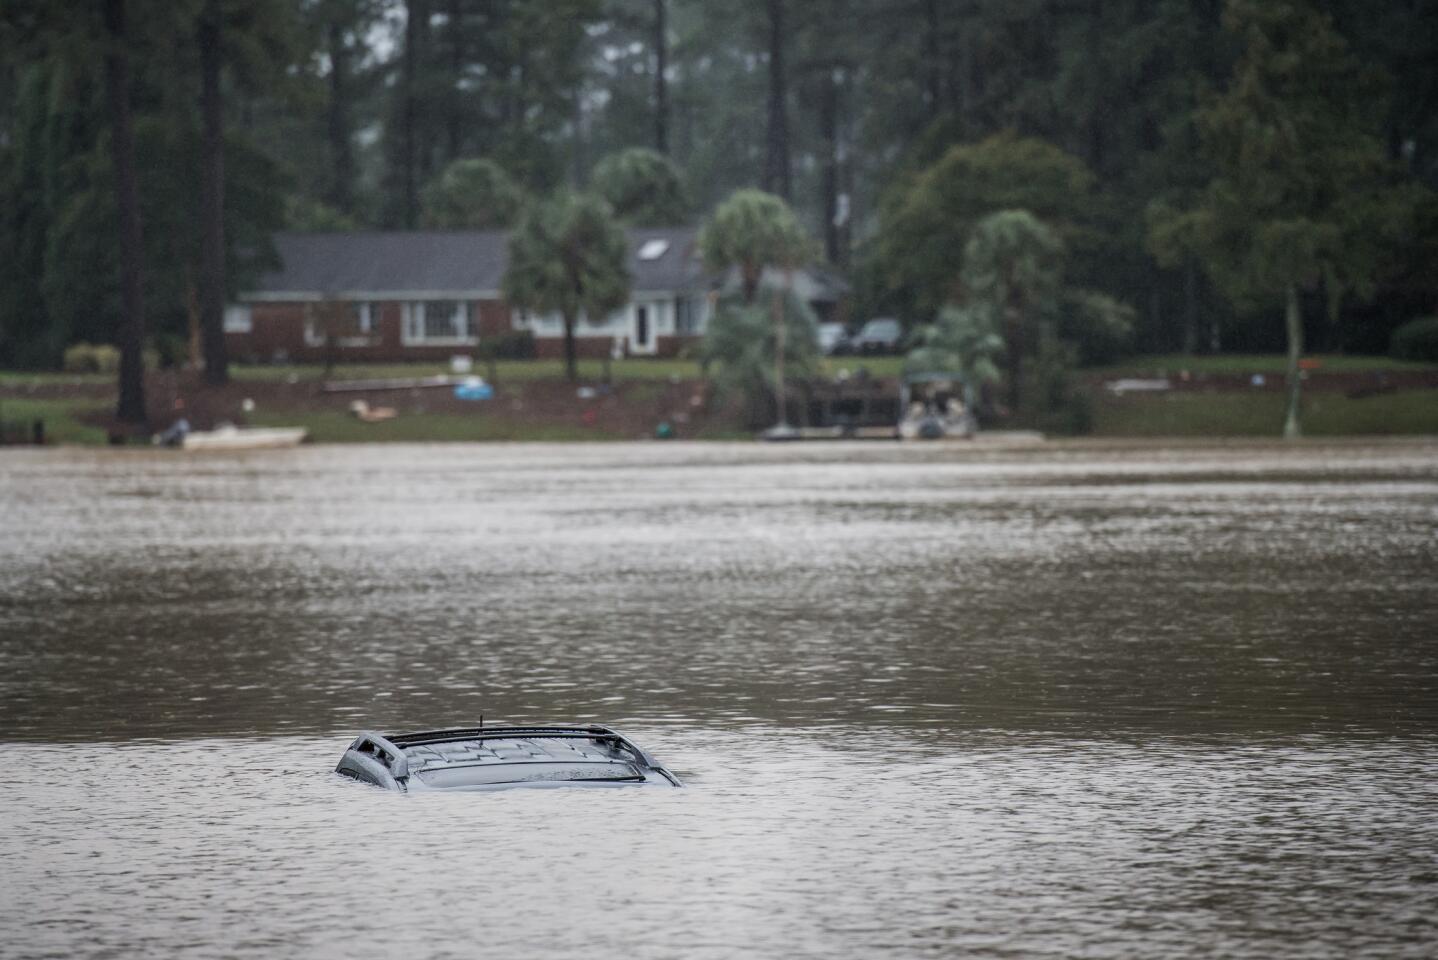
<box><xmin>181</xmin><ymin>427</ymin><xmax>307</xmax><ymax>450</ymax></box>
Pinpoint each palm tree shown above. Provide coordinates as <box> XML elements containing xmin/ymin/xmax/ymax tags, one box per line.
<box><xmin>699</xmin><ymin>190</ymin><xmax>814</xmax><ymax>434</ymax></box>
<box><xmin>503</xmin><ymin>193</ymin><xmax>631</xmax><ymax>382</ymax></box>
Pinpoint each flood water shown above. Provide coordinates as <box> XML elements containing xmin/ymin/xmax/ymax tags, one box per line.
<box><xmin>2</xmin><ymin>439</ymin><xmax>1436</xmax><ymax>958</ymax></box>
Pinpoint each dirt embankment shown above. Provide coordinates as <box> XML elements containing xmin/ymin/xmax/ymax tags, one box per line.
<box><xmin>8</xmin><ymin>370</ymin><xmax>727</xmax><ymax>440</ymax></box>
<box><xmin>1082</xmin><ymin>368</ymin><xmax>1438</xmax><ymax>395</ymax></box>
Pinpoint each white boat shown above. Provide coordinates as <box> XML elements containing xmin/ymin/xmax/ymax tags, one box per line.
<box><xmin>181</xmin><ymin>425</ymin><xmax>307</xmax><ymax>450</ymax></box>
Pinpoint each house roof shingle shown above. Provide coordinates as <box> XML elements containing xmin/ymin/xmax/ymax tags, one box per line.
<box><xmin>245</xmin><ymin>226</ymin><xmax>705</xmax><ymax>299</ymax></box>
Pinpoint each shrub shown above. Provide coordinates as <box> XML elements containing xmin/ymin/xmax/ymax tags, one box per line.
<box><xmin>1019</xmin><ymin>329</ymin><xmax>1092</xmax><ymax>435</ymax></box>
<box><xmin>485</xmin><ymin>330</ymin><xmax>536</xmax><ymax>360</ymax></box>
<box><xmin>62</xmin><ymin>342</ymin><xmax>120</xmax><ymax>373</ymax></box>
<box><xmin>1389</xmin><ymin>316</ymin><xmax>1438</xmax><ymax>363</ymax></box>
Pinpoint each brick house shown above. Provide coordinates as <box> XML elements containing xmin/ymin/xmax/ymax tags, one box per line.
<box><xmin>227</xmin><ymin>227</ymin><xmax>849</xmax><ymax>363</ymax></box>
<box><xmin>225</xmin><ymin>226</ymin><xmax>713</xmax><ymax>362</ymax></box>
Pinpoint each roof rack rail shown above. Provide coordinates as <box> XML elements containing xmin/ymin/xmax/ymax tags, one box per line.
<box><xmin>378</xmin><ymin>724</ymin><xmax>679</xmax><ymax>785</ymax></box>
<box><xmin>342</xmin><ymin>731</ymin><xmax>411</xmax><ymax>783</ymax></box>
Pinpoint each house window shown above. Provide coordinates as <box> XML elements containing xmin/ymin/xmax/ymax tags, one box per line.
<box><xmin>675</xmin><ymin>297</ymin><xmax>701</xmax><ymax>336</ymax></box>
<box><xmin>305</xmin><ymin>302</ymin><xmax>375</xmax><ymax>346</ymax></box>
<box><xmin>403</xmin><ymin>301</ymin><xmax>473</xmax><ymax>343</ymax></box>
<box><xmin>223</xmin><ymin>305</ymin><xmax>252</xmax><ymax>333</ymax></box>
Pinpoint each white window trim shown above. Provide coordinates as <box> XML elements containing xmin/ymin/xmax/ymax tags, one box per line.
<box><xmin>223</xmin><ymin>305</ymin><xmax>252</xmax><ymax>333</ymax></box>
<box><xmin>402</xmin><ymin>301</ymin><xmax>478</xmax><ymax>346</ymax></box>
<box><xmin>304</xmin><ymin>302</ymin><xmax>376</xmax><ymax>347</ymax></box>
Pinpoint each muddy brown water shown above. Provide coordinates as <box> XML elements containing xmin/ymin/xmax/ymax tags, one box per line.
<box><xmin>2</xmin><ymin>440</ymin><xmax>1436</xmax><ymax>958</ymax></box>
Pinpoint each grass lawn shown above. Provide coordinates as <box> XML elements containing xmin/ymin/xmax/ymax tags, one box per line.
<box><xmin>235</xmin><ymin>355</ymin><xmax>905</xmax><ymax>382</ymax></box>
<box><xmin>0</xmin><ymin>370</ymin><xmax>112</xmax><ymax>387</ymax></box>
<box><xmin>3</xmin><ymin>353</ymin><xmax>1423</xmax><ymax>388</ymax></box>
<box><xmin>1091</xmin><ymin>388</ymin><xmax>1438</xmax><ymax>436</ymax></box>
<box><xmin>1084</xmin><ymin>353</ymin><xmax>1438</xmax><ymax>377</ymax></box>
<box><xmin>233</xmin><ymin>357</ymin><xmax>700</xmax><ymax>383</ymax></box>
<box><xmin>0</xmin><ymin>354</ymin><xmax>903</xmax><ymax>389</ymax></box>
<box><xmin>0</xmin><ymin>396</ymin><xmax>109</xmax><ymax>444</ymax></box>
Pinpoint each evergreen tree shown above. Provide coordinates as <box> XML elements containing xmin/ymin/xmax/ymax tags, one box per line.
<box><xmin>420</xmin><ymin>158</ymin><xmax>527</xmax><ymax>229</ymax></box>
<box><xmin>1148</xmin><ymin>0</ymin><xmax>1403</xmax><ymax>437</ymax></box>
<box><xmin>873</xmin><ymin>133</ymin><xmax>1095</xmax><ymax>320</ymax></box>
<box><xmin>591</xmin><ymin>147</ymin><xmax>689</xmax><ymax>226</ymax></box>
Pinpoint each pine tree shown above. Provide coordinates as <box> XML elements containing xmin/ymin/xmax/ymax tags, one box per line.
<box><xmin>1149</xmin><ymin>0</ymin><xmax>1400</xmax><ymax>437</ymax></box>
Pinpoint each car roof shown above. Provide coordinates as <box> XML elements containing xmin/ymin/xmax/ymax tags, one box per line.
<box><xmin>402</xmin><ymin>734</ymin><xmax>628</xmax><ymax>774</ymax></box>
<box><xmin>339</xmin><ymin>725</ymin><xmax>682</xmax><ymax>789</ymax></box>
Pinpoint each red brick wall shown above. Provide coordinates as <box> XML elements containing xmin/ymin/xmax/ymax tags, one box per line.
<box><xmin>227</xmin><ymin>298</ymin><xmax>701</xmax><ymax>362</ymax></box>
<box><xmin>475</xmin><ymin>301</ymin><xmax>511</xmax><ymax>339</ymax></box>
<box><xmin>655</xmin><ymin>335</ymin><xmax>700</xmax><ymax>358</ymax></box>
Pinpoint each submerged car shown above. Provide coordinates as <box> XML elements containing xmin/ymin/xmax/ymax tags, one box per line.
<box><xmin>335</xmin><ymin>724</ymin><xmax>682</xmax><ymax>792</ymax></box>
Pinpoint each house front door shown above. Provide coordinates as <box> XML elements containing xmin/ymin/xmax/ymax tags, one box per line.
<box><xmin>630</xmin><ymin>303</ymin><xmax>656</xmax><ymax>355</ymax></box>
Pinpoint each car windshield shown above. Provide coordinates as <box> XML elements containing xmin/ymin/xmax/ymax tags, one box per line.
<box><xmin>862</xmin><ymin>320</ymin><xmax>899</xmax><ymax>337</ymax></box>
<box><xmin>415</xmin><ymin>761</ymin><xmax>644</xmax><ymax>788</ymax></box>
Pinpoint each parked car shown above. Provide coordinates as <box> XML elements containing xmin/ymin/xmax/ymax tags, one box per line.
<box><xmin>336</xmin><ymin>724</ymin><xmax>683</xmax><ymax>792</ymax></box>
<box><xmin>817</xmin><ymin>322</ymin><xmax>851</xmax><ymax>355</ymax></box>
<box><xmin>852</xmin><ymin>317</ymin><xmax>903</xmax><ymax>354</ymax></box>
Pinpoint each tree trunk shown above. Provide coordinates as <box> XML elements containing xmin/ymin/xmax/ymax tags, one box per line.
<box><xmin>446</xmin><ymin>0</ymin><xmax>463</xmax><ymax>161</ymax></box>
<box><xmin>763</xmin><ymin>0</ymin><xmax>790</xmax><ymax>199</ymax></box>
<box><xmin>1181</xmin><ymin>257</ymin><xmax>1198</xmax><ymax>355</ymax></box>
<box><xmin>562</xmin><ymin>310</ymin><xmax>578</xmax><ymax>382</ymax></box>
<box><xmin>103</xmin><ymin>0</ymin><xmax>147</xmax><ymax>424</ymax></box>
<box><xmin>198</xmin><ymin>0</ymin><xmax>229</xmax><ymax>386</ymax></box>
<box><xmin>1005</xmin><ymin>306</ymin><xmax>1024</xmax><ymax>413</ymax></box>
<box><xmin>820</xmin><ymin>67</ymin><xmax>840</xmax><ymax>265</ymax></box>
<box><xmin>772</xmin><ymin>280</ymin><xmax>788</xmax><ymax>427</ymax></box>
<box><xmin>1283</xmin><ymin>283</ymin><xmax>1303</xmax><ymax>439</ymax></box>
<box><xmin>326</xmin><ymin>19</ymin><xmax>354</xmax><ymax>212</ymax></box>
<box><xmin>923</xmin><ymin>0</ymin><xmax>941</xmax><ymax>121</ymax></box>
<box><xmin>741</xmin><ymin>263</ymin><xmax>761</xmax><ymax>305</ymax></box>
<box><xmin>401</xmin><ymin>0</ymin><xmax>424</xmax><ymax>227</ymax></box>
<box><xmin>654</xmin><ymin>0</ymin><xmax>668</xmax><ymax>154</ymax></box>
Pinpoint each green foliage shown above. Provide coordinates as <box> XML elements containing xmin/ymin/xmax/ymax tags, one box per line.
<box><xmin>873</xmin><ymin>134</ymin><xmax>1095</xmax><ymax>320</ymax></box>
<box><xmin>915</xmin><ymin>208</ymin><xmax>1132</xmax><ymax>422</ymax></box>
<box><xmin>0</xmin><ymin>0</ymin><xmax>287</xmax><ymax>371</ymax></box>
<box><xmin>699</xmin><ymin>287</ymin><xmax>820</xmax><ymax>423</ymax></box>
<box><xmin>380</xmin><ymin>0</ymin><xmax>602</xmax><ymax>223</ymax></box>
<box><xmin>958</xmin><ymin>209</ymin><xmax>1064</xmax><ymax>410</ymax></box>
<box><xmin>1059</xmin><ymin>290</ymin><xmax>1136</xmax><ymax>365</ymax></box>
<box><xmin>961</xmin><ymin>209</ymin><xmax>1065</xmax><ymax>315</ymax></box>
<box><xmin>698</xmin><ymin>189</ymin><xmax>815</xmax><ymax>303</ymax></box>
<box><xmin>591</xmin><ymin>148</ymin><xmax>690</xmax><ymax>226</ymax></box>
<box><xmin>420</xmin><ymin>158</ymin><xmax>527</xmax><ymax>229</ymax></box>
<box><xmin>6</xmin><ymin>0</ymin><xmax>1435</xmax><ymax>380</ymax></box>
<box><xmin>503</xmin><ymin>191</ymin><xmax>630</xmax><ymax>380</ymax></box>
<box><xmin>905</xmin><ymin>305</ymin><xmax>1005</xmax><ymax>388</ymax></box>
<box><xmin>1146</xmin><ymin>0</ymin><xmax>1405</xmax><ymax>435</ymax></box>
<box><xmin>285</xmin><ymin>196</ymin><xmax>359</xmax><ymax>231</ymax></box>
<box><xmin>1389</xmin><ymin>317</ymin><xmax>1438</xmax><ymax>362</ymax></box>
<box><xmin>483</xmin><ymin>330</ymin><xmax>537</xmax><ymax>361</ymax></box>
<box><xmin>62</xmin><ymin>342</ymin><xmax>120</xmax><ymax>373</ymax></box>
<box><xmin>1019</xmin><ymin>329</ymin><xmax>1092</xmax><ymax>435</ymax></box>
<box><xmin>1147</xmin><ymin>0</ymin><xmax>1398</xmax><ymax>314</ymax></box>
